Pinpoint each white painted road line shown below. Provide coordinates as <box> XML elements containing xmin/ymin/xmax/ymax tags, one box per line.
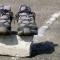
<box><xmin>38</xmin><ymin>26</ymin><xmax>48</xmax><ymax>36</ymax></box>
<box><xmin>46</xmin><ymin>17</ymin><xmax>56</xmax><ymax>24</ymax></box>
<box><xmin>52</xmin><ymin>12</ymin><xmax>60</xmax><ymax>18</ymax></box>
<box><xmin>38</xmin><ymin>12</ymin><xmax>60</xmax><ymax>36</ymax></box>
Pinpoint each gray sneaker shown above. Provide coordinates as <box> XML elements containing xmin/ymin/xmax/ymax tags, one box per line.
<box><xmin>0</xmin><ymin>5</ymin><xmax>13</xmax><ymax>34</ymax></box>
<box><xmin>17</xmin><ymin>5</ymin><xmax>38</xmax><ymax>35</ymax></box>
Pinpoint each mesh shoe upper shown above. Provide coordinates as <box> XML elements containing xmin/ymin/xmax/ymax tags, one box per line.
<box><xmin>18</xmin><ymin>12</ymin><xmax>37</xmax><ymax>35</ymax></box>
<box><xmin>0</xmin><ymin>5</ymin><xmax>12</xmax><ymax>33</ymax></box>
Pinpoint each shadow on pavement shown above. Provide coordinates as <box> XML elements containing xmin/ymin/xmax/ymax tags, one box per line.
<box><xmin>0</xmin><ymin>35</ymin><xmax>18</xmax><ymax>45</ymax></box>
<box><xmin>20</xmin><ymin>36</ymin><xmax>34</xmax><ymax>42</ymax></box>
<box><xmin>0</xmin><ymin>33</ymin><xmax>33</xmax><ymax>45</ymax></box>
<box><xmin>30</xmin><ymin>41</ymin><xmax>58</xmax><ymax>57</ymax></box>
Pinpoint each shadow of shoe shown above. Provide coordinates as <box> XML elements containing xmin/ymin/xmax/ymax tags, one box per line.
<box><xmin>0</xmin><ymin>35</ymin><xmax>18</xmax><ymax>45</ymax></box>
<box><xmin>20</xmin><ymin>36</ymin><xmax>34</xmax><ymax>42</ymax></box>
<box><xmin>30</xmin><ymin>41</ymin><xmax>58</xmax><ymax>57</ymax></box>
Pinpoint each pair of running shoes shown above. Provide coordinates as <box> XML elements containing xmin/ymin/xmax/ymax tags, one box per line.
<box><xmin>0</xmin><ymin>5</ymin><xmax>38</xmax><ymax>36</ymax></box>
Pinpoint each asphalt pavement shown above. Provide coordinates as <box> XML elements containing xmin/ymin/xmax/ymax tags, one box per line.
<box><xmin>0</xmin><ymin>0</ymin><xmax>60</xmax><ymax>60</ymax></box>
